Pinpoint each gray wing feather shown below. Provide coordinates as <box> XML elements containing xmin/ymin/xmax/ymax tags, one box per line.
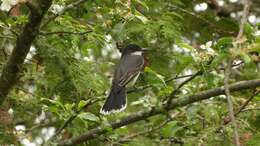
<box><xmin>113</xmin><ymin>54</ymin><xmax>144</xmax><ymax>86</ymax></box>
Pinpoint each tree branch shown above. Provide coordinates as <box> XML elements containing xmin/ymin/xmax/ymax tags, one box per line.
<box><xmin>39</xmin><ymin>30</ymin><xmax>93</xmax><ymax>36</ymax></box>
<box><xmin>127</xmin><ymin>74</ymin><xmax>197</xmax><ymax>94</ymax></box>
<box><xmin>115</xmin><ymin>112</ymin><xmax>180</xmax><ymax>145</ymax></box>
<box><xmin>116</xmin><ymin>117</ymin><xmax>173</xmax><ymax>144</ymax></box>
<box><xmin>58</xmin><ymin>79</ymin><xmax>260</xmax><ymax>146</ymax></box>
<box><xmin>50</xmin><ymin>98</ymin><xmax>102</xmax><ymax>141</ymax></box>
<box><xmin>224</xmin><ymin>60</ymin><xmax>240</xmax><ymax>146</ymax></box>
<box><xmin>166</xmin><ymin>57</ymin><xmax>214</xmax><ymax>107</ymax></box>
<box><xmin>222</xmin><ymin>1</ymin><xmax>251</xmax><ymax>145</ymax></box>
<box><xmin>236</xmin><ymin>0</ymin><xmax>251</xmax><ymax>40</ymax></box>
<box><xmin>222</xmin><ymin>90</ymin><xmax>260</xmax><ymax>125</ymax></box>
<box><xmin>166</xmin><ymin>70</ymin><xmax>203</xmax><ymax>107</ymax></box>
<box><xmin>241</xmin><ymin>108</ymin><xmax>260</xmax><ymax>112</ymax></box>
<box><xmin>0</xmin><ymin>0</ymin><xmax>53</xmax><ymax>105</ymax></box>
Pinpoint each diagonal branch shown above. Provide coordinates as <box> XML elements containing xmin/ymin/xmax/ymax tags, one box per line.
<box><xmin>50</xmin><ymin>98</ymin><xmax>102</xmax><ymax>141</ymax></box>
<box><xmin>58</xmin><ymin>79</ymin><xmax>260</xmax><ymax>146</ymax></box>
<box><xmin>39</xmin><ymin>30</ymin><xmax>93</xmax><ymax>36</ymax></box>
<box><xmin>166</xmin><ymin>70</ymin><xmax>203</xmax><ymax>107</ymax></box>
<box><xmin>115</xmin><ymin>112</ymin><xmax>180</xmax><ymax>145</ymax></box>
<box><xmin>116</xmin><ymin>117</ymin><xmax>173</xmax><ymax>144</ymax></box>
<box><xmin>0</xmin><ymin>0</ymin><xmax>53</xmax><ymax>105</ymax></box>
<box><xmin>221</xmin><ymin>90</ymin><xmax>259</xmax><ymax>126</ymax></box>
<box><xmin>215</xmin><ymin>90</ymin><xmax>259</xmax><ymax>133</ymax></box>
<box><xmin>166</xmin><ymin>57</ymin><xmax>214</xmax><ymax>107</ymax></box>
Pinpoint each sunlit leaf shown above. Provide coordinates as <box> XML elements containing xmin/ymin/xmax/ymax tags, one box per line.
<box><xmin>78</xmin><ymin>112</ymin><xmax>100</xmax><ymax>122</ymax></box>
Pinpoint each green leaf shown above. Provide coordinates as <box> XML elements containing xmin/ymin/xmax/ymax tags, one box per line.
<box><xmin>158</xmin><ymin>86</ymin><xmax>174</xmax><ymax>96</ymax></box>
<box><xmin>78</xmin><ymin>112</ymin><xmax>100</xmax><ymax>122</ymax></box>
<box><xmin>144</xmin><ymin>67</ymin><xmax>166</xmax><ymax>86</ymax></box>
<box><xmin>134</xmin><ymin>10</ymin><xmax>148</xmax><ymax>24</ymax></box>
<box><xmin>78</xmin><ymin>100</ymin><xmax>88</xmax><ymax>110</ymax></box>
<box><xmin>215</xmin><ymin>37</ymin><xmax>234</xmax><ymax>50</ymax></box>
<box><xmin>240</xmin><ymin>52</ymin><xmax>252</xmax><ymax>64</ymax></box>
<box><xmin>111</xmin><ymin>22</ymin><xmax>126</xmax><ymax>41</ymax></box>
<box><xmin>161</xmin><ymin>121</ymin><xmax>182</xmax><ymax>137</ymax></box>
<box><xmin>41</xmin><ymin>98</ymin><xmax>65</xmax><ymax>110</ymax></box>
<box><xmin>64</xmin><ymin>103</ymin><xmax>74</xmax><ymax>112</ymax></box>
<box><xmin>257</xmin><ymin>22</ymin><xmax>260</xmax><ymax>28</ymax></box>
<box><xmin>176</xmin><ymin>42</ymin><xmax>194</xmax><ymax>51</ymax></box>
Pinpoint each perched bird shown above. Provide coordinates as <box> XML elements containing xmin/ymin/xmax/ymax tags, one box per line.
<box><xmin>100</xmin><ymin>44</ymin><xmax>148</xmax><ymax>115</ymax></box>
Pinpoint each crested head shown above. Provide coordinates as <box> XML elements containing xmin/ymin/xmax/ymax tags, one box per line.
<box><xmin>121</xmin><ymin>44</ymin><xmax>142</xmax><ymax>55</ymax></box>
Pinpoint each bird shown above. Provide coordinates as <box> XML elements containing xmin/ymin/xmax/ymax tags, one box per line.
<box><xmin>100</xmin><ymin>44</ymin><xmax>148</xmax><ymax>115</ymax></box>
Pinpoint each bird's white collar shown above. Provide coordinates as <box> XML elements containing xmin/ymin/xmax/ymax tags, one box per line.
<box><xmin>131</xmin><ymin>51</ymin><xmax>142</xmax><ymax>56</ymax></box>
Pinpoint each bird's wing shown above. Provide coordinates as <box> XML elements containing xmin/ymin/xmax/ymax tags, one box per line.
<box><xmin>113</xmin><ymin>54</ymin><xmax>144</xmax><ymax>87</ymax></box>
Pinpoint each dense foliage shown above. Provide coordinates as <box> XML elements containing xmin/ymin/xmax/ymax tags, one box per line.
<box><xmin>0</xmin><ymin>0</ymin><xmax>260</xmax><ymax>145</ymax></box>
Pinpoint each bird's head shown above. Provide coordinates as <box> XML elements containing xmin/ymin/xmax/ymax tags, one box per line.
<box><xmin>121</xmin><ymin>44</ymin><xmax>148</xmax><ymax>56</ymax></box>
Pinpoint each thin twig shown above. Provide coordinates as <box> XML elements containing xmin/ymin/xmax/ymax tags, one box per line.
<box><xmin>223</xmin><ymin>0</ymin><xmax>250</xmax><ymax>145</ymax></box>
<box><xmin>127</xmin><ymin>74</ymin><xmax>195</xmax><ymax>93</ymax></box>
<box><xmin>236</xmin><ymin>0</ymin><xmax>250</xmax><ymax>40</ymax></box>
<box><xmin>117</xmin><ymin>118</ymin><xmax>173</xmax><ymax>143</ymax></box>
<box><xmin>241</xmin><ymin>108</ymin><xmax>260</xmax><ymax>112</ymax></box>
<box><xmin>219</xmin><ymin>60</ymin><xmax>244</xmax><ymax>70</ymax></box>
<box><xmin>0</xmin><ymin>23</ymin><xmax>18</xmax><ymax>36</ymax></box>
<box><xmin>0</xmin><ymin>35</ymin><xmax>15</xmax><ymax>39</ymax></box>
<box><xmin>39</xmin><ymin>30</ymin><xmax>93</xmax><ymax>36</ymax></box>
<box><xmin>224</xmin><ymin>60</ymin><xmax>240</xmax><ymax>146</ymax></box>
<box><xmin>234</xmin><ymin>90</ymin><xmax>259</xmax><ymax>116</ymax></box>
<box><xmin>166</xmin><ymin>70</ymin><xmax>203</xmax><ymax>107</ymax></box>
<box><xmin>222</xmin><ymin>90</ymin><xmax>260</xmax><ymax>125</ymax></box>
<box><xmin>117</xmin><ymin>112</ymin><xmax>180</xmax><ymax>144</ymax></box>
<box><xmin>166</xmin><ymin>57</ymin><xmax>214</xmax><ymax>107</ymax></box>
<box><xmin>25</xmin><ymin>121</ymin><xmax>58</xmax><ymax>133</ymax></box>
<box><xmin>49</xmin><ymin>98</ymin><xmax>102</xmax><ymax>141</ymax></box>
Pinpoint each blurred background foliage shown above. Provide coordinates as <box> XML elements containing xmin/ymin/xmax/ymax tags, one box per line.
<box><xmin>0</xmin><ymin>0</ymin><xmax>260</xmax><ymax>145</ymax></box>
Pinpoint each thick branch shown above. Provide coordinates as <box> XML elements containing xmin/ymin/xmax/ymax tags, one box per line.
<box><xmin>58</xmin><ymin>79</ymin><xmax>260</xmax><ymax>146</ymax></box>
<box><xmin>0</xmin><ymin>0</ymin><xmax>52</xmax><ymax>105</ymax></box>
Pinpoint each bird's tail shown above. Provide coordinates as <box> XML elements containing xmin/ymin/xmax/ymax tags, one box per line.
<box><xmin>100</xmin><ymin>84</ymin><xmax>126</xmax><ymax>115</ymax></box>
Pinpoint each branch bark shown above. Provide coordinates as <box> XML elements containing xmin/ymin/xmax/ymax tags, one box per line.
<box><xmin>224</xmin><ymin>60</ymin><xmax>240</xmax><ymax>146</ymax></box>
<box><xmin>0</xmin><ymin>0</ymin><xmax>52</xmax><ymax>105</ymax></box>
<box><xmin>39</xmin><ymin>30</ymin><xmax>93</xmax><ymax>36</ymax></box>
<box><xmin>58</xmin><ymin>79</ymin><xmax>260</xmax><ymax>146</ymax></box>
